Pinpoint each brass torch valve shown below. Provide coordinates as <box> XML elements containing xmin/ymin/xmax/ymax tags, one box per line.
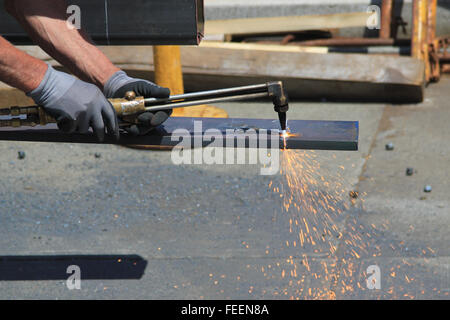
<box><xmin>108</xmin><ymin>91</ymin><xmax>147</xmax><ymax>125</ymax></box>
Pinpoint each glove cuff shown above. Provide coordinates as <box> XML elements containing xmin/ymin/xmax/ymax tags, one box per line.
<box><xmin>27</xmin><ymin>64</ymin><xmax>76</xmax><ymax>106</ymax></box>
<box><xmin>103</xmin><ymin>70</ymin><xmax>134</xmax><ymax>98</ymax></box>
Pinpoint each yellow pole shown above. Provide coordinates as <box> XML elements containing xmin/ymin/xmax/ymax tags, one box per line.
<box><xmin>153</xmin><ymin>45</ymin><xmax>186</xmax><ymax>116</ymax></box>
<box><xmin>152</xmin><ymin>45</ymin><xmax>228</xmax><ymax>118</ymax></box>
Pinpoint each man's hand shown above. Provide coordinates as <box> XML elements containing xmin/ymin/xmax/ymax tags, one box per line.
<box><xmin>104</xmin><ymin>71</ymin><xmax>172</xmax><ymax>136</ymax></box>
<box><xmin>27</xmin><ymin>65</ymin><xmax>119</xmax><ymax>142</ymax></box>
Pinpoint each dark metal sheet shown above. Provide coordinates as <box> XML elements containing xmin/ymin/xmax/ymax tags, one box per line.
<box><xmin>0</xmin><ymin>117</ymin><xmax>359</xmax><ymax>151</ymax></box>
<box><xmin>0</xmin><ymin>0</ymin><xmax>204</xmax><ymax>45</ymax></box>
<box><xmin>0</xmin><ymin>255</ymin><xmax>146</xmax><ymax>281</ymax></box>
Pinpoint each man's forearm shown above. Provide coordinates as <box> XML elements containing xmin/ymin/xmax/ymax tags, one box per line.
<box><xmin>6</xmin><ymin>0</ymin><xmax>120</xmax><ymax>89</ymax></box>
<box><xmin>0</xmin><ymin>36</ymin><xmax>47</xmax><ymax>93</ymax></box>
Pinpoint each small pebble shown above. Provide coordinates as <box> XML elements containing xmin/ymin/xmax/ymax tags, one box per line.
<box><xmin>94</xmin><ymin>153</ymin><xmax>102</xmax><ymax>159</ymax></box>
<box><xmin>406</xmin><ymin>168</ymin><xmax>414</xmax><ymax>176</ymax></box>
<box><xmin>18</xmin><ymin>151</ymin><xmax>26</xmax><ymax>160</ymax></box>
<box><xmin>424</xmin><ymin>185</ymin><xmax>432</xmax><ymax>193</ymax></box>
<box><xmin>349</xmin><ymin>191</ymin><xmax>359</xmax><ymax>199</ymax></box>
<box><xmin>385</xmin><ymin>143</ymin><xmax>394</xmax><ymax>151</ymax></box>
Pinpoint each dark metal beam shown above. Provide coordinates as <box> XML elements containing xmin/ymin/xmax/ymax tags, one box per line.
<box><xmin>0</xmin><ymin>0</ymin><xmax>204</xmax><ymax>45</ymax></box>
<box><xmin>0</xmin><ymin>117</ymin><xmax>359</xmax><ymax>151</ymax></box>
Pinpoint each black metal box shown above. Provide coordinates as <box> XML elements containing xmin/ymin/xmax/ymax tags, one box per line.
<box><xmin>0</xmin><ymin>0</ymin><xmax>204</xmax><ymax>45</ymax></box>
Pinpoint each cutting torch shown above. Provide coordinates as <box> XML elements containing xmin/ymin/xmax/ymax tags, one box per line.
<box><xmin>0</xmin><ymin>81</ymin><xmax>289</xmax><ymax>134</ymax></box>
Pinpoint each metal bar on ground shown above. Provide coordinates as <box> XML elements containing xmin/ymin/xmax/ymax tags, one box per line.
<box><xmin>0</xmin><ymin>118</ymin><xmax>359</xmax><ymax>151</ymax></box>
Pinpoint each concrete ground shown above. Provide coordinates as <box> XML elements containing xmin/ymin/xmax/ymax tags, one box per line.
<box><xmin>0</xmin><ymin>76</ymin><xmax>449</xmax><ymax>299</ymax></box>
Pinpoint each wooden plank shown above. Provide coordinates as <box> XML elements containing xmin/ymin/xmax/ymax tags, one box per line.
<box><xmin>15</xmin><ymin>45</ymin><xmax>426</xmax><ymax>103</ymax></box>
<box><xmin>199</xmin><ymin>41</ymin><xmax>329</xmax><ymax>54</ymax></box>
<box><xmin>204</xmin><ymin>12</ymin><xmax>373</xmax><ymax>35</ymax></box>
<box><xmin>177</xmin><ymin>45</ymin><xmax>425</xmax><ymax>103</ymax></box>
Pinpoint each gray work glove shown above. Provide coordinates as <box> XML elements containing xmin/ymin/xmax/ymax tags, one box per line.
<box><xmin>27</xmin><ymin>65</ymin><xmax>119</xmax><ymax>142</ymax></box>
<box><xmin>103</xmin><ymin>71</ymin><xmax>171</xmax><ymax>136</ymax></box>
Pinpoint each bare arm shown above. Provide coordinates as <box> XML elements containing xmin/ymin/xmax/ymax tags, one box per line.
<box><xmin>5</xmin><ymin>0</ymin><xmax>120</xmax><ymax>89</ymax></box>
<box><xmin>0</xmin><ymin>36</ymin><xmax>48</xmax><ymax>92</ymax></box>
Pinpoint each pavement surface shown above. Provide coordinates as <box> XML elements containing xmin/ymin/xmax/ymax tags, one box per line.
<box><xmin>0</xmin><ymin>76</ymin><xmax>449</xmax><ymax>300</ymax></box>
